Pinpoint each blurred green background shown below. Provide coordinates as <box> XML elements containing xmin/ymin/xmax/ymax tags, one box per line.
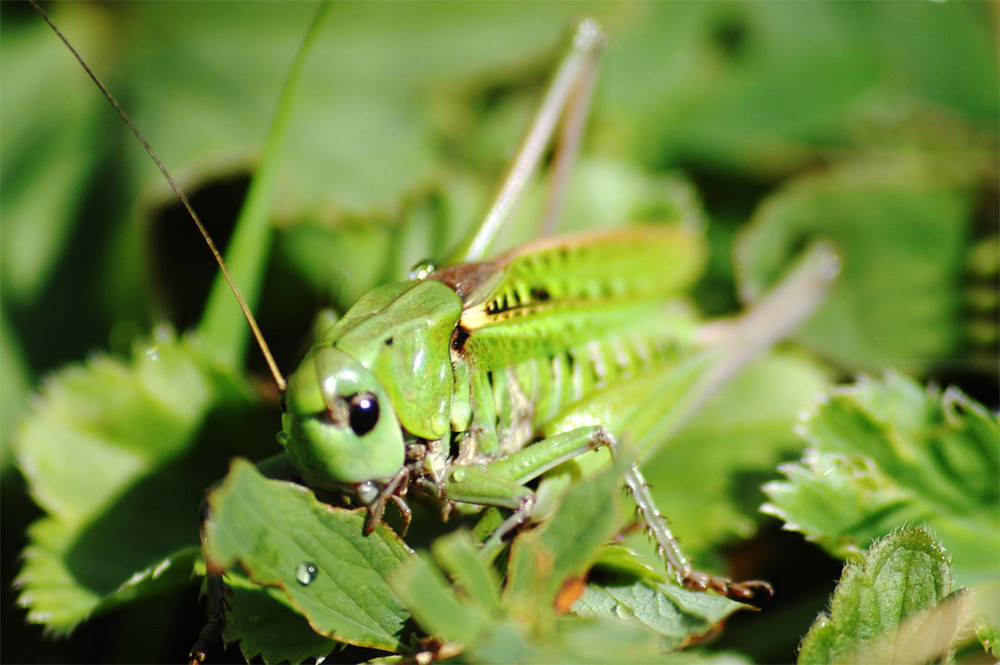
<box><xmin>2</xmin><ymin>1</ymin><xmax>997</xmax><ymax>662</ymax></box>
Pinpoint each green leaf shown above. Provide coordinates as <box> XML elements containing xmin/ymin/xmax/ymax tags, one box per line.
<box><xmin>457</xmin><ymin>615</ymin><xmax>666</xmax><ymax>665</ymax></box>
<box><xmin>735</xmin><ymin>160</ymin><xmax>973</xmax><ymax>371</ymax></box>
<box><xmin>392</xmin><ymin>465</ymin><xmax>644</xmax><ymax>661</ymax></box>
<box><xmin>17</xmin><ymin>539</ymin><xmax>199</xmax><ymax>636</ymax></box>
<box><xmin>393</xmin><ymin>462</ymin><xmax>748</xmax><ymax>663</ymax></box>
<box><xmin>14</xmin><ymin>331</ymin><xmax>253</xmax><ymax>633</ymax></box>
<box><xmin>604</xmin><ymin>3</ymin><xmax>997</xmax><ymax>172</ymax></box>
<box><xmin>797</xmin><ymin>527</ymin><xmax>966</xmax><ymax>664</ymax></box>
<box><xmin>762</xmin><ymin>451</ymin><xmax>909</xmax><ymax>559</ymax></box>
<box><xmin>221</xmin><ymin>573</ymin><xmax>340</xmax><ymax>665</ymax></box>
<box><xmin>277</xmin><ymin>218</ymin><xmax>397</xmax><ymax>312</ymax></box>
<box><xmin>645</xmin><ymin>3</ymin><xmax>881</xmax><ymax>172</ymax></box>
<box><xmin>204</xmin><ymin>459</ymin><xmax>413</xmax><ymax>653</ymax></box>
<box><xmin>391</xmin><ymin>548</ymin><xmax>492</xmax><ymax>647</ymax></box>
<box><xmin>518</xmin><ymin>616</ymin><xmax>665</xmax><ymax>664</ymax></box>
<box><xmin>591</xmin><ymin>544</ymin><xmax>667</xmax><ymax>585</ymax></box>
<box><xmin>872</xmin><ymin>2</ymin><xmax>999</xmax><ymax>122</ymax></box>
<box><xmin>763</xmin><ymin>372</ymin><xmax>1000</xmax><ymax>585</ymax></box>
<box><xmin>0</xmin><ymin>4</ymin><xmax>109</xmax><ymax>304</ymax></box>
<box><xmin>573</xmin><ymin>580</ymin><xmax>747</xmax><ymax>651</ymax></box>
<box><xmin>504</xmin><ymin>460</ymin><xmax>626</xmax><ymax>609</ymax></box>
<box><xmin>431</xmin><ymin>530</ymin><xmax>503</xmax><ymax>616</ymax></box>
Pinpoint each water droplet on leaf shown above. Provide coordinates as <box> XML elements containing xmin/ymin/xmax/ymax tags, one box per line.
<box><xmin>295</xmin><ymin>561</ymin><xmax>318</xmax><ymax>586</ymax></box>
<box><xmin>408</xmin><ymin>258</ymin><xmax>437</xmax><ymax>280</ymax></box>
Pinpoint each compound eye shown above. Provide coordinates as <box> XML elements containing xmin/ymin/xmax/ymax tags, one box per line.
<box><xmin>347</xmin><ymin>392</ymin><xmax>380</xmax><ymax>436</ymax></box>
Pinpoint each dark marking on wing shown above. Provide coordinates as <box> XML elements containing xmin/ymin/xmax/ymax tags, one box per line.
<box><xmin>530</xmin><ymin>287</ymin><xmax>550</xmax><ymax>303</ymax></box>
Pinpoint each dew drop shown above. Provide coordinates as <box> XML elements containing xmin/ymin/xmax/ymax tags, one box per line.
<box><xmin>408</xmin><ymin>258</ymin><xmax>437</xmax><ymax>280</ymax></box>
<box><xmin>295</xmin><ymin>561</ymin><xmax>318</xmax><ymax>586</ymax></box>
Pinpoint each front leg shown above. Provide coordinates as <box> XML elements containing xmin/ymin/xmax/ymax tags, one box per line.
<box><xmin>440</xmin><ymin>425</ymin><xmax>620</xmax><ymax>550</ymax></box>
<box><xmin>441</xmin><ymin>465</ymin><xmax>536</xmax><ymax>552</ymax></box>
<box><xmin>358</xmin><ymin>466</ymin><xmax>410</xmax><ymax>535</ymax></box>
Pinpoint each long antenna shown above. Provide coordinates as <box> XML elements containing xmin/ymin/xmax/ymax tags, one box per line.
<box><xmin>31</xmin><ymin>0</ymin><xmax>287</xmax><ymax>392</ymax></box>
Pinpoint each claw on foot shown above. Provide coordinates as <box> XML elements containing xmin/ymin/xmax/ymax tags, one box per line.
<box><xmin>188</xmin><ymin>620</ymin><xmax>221</xmax><ymax>665</ymax></box>
<box><xmin>682</xmin><ymin>571</ymin><xmax>774</xmax><ymax>604</ymax></box>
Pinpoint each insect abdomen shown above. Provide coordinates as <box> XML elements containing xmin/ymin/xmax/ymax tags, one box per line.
<box><xmin>487</xmin><ymin>327</ymin><xmax>686</xmax><ymax>455</ymax></box>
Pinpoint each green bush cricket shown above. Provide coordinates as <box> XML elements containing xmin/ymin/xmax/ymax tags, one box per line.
<box><xmin>28</xmin><ymin>4</ymin><xmax>840</xmax><ymax>661</ymax></box>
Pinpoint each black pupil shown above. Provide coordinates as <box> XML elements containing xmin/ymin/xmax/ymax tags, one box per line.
<box><xmin>347</xmin><ymin>392</ymin><xmax>379</xmax><ymax>436</ymax></box>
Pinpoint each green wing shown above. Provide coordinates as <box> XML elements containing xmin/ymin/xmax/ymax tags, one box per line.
<box><xmin>430</xmin><ymin>225</ymin><xmax>708</xmax><ymax>370</ymax></box>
